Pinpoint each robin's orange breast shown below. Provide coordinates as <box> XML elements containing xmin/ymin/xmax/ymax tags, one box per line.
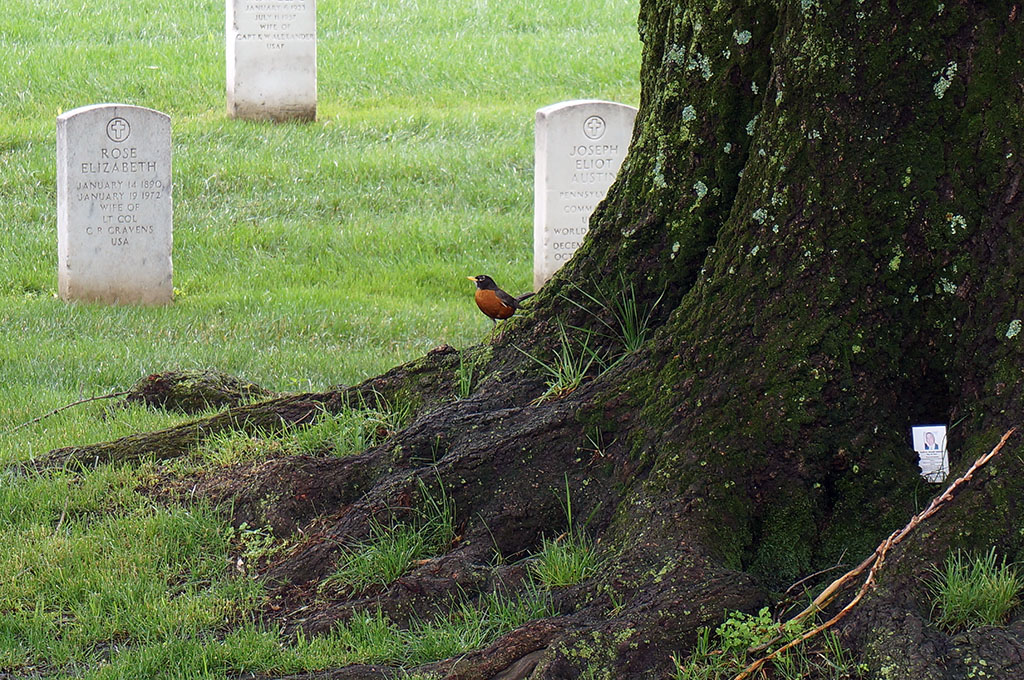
<box><xmin>475</xmin><ymin>288</ymin><xmax>515</xmax><ymax>320</ymax></box>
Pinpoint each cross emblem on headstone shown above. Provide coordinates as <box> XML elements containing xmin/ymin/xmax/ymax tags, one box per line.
<box><xmin>583</xmin><ymin>115</ymin><xmax>606</xmax><ymax>140</ymax></box>
<box><xmin>106</xmin><ymin>117</ymin><xmax>131</xmax><ymax>143</ymax></box>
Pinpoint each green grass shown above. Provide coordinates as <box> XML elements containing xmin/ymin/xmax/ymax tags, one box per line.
<box><xmin>168</xmin><ymin>398</ymin><xmax>412</xmax><ymax>469</ymax></box>
<box><xmin>671</xmin><ymin>608</ymin><xmax>868</xmax><ymax>680</ymax></box>
<box><xmin>529</xmin><ymin>475</ymin><xmax>601</xmax><ymax>587</ymax></box>
<box><xmin>326</xmin><ymin>475</ymin><xmax>457</xmax><ymax>592</ymax></box>
<box><xmin>531</xmin><ymin>531</ymin><xmax>600</xmax><ymax>587</ymax></box>
<box><xmin>456</xmin><ymin>352</ymin><xmax>476</xmax><ymax>398</ymax></box>
<box><xmin>516</xmin><ymin>321</ymin><xmax>604</xmax><ymax>402</ymax></box>
<box><xmin>0</xmin><ymin>0</ymin><xmax>640</xmax><ymax>445</ymax></box>
<box><xmin>928</xmin><ymin>548</ymin><xmax>1024</xmax><ymax>632</ymax></box>
<box><xmin>0</xmin><ymin>466</ymin><xmax>263</xmax><ymax>674</ymax></box>
<box><xmin>564</xmin><ymin>277</ymin><xmax>665</xmax><ymax>354</ymax></box>
<box><xmin>329</xmin><ymin>523</ymin><xmax>440</xmax><ymax>592</ymax></box>
<box><xmin>3</xmin><ymin>587</ymin><xmax>553</xmax><ymax>679</ymax></box>
<box><xmin>0</xmin><ymin>0</ymin><xmax>638</xmax><ymax>675</ymax></box>
<box><xmin>286</xmin><ymin>399</ymin><xmax>412</xmax><ymax>457</ymax></box>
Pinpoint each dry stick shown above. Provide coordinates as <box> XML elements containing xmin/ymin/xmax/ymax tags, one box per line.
<box><xmin>734</xmin><ymin>427</ymin><xmax>1017</xmax><ymax>680</ymax></box>
<box><xmin>4</xmin><ymin>390</ymin><xmax>129</xmax><ymax>435</ymax></box>
<box><xmin>53</xmin><ymin>496</ymin><xmax>71</xmax><ymax>534</ymax></box>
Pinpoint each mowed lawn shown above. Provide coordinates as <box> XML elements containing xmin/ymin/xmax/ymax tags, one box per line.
<box><xmin>0</xmin><ymin>0</ymin><xmax>640</xmax><ymax>449</ymax></box>
<box><xmin>0</xmin><ymin>1</ymin><xmax>639</xmax><ymax>676</ymax></box>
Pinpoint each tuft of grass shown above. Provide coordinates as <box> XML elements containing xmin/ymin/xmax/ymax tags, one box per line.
<box><xmin>330</xmin><ymin>523</ymin><xmax>434</xmax><ymax>591</ymax></box>
<box><xmin>198</xmin><ymin>425</ymin><xmax>287</xmax><ymax>465</ymax></box>
<box><xmin>185</xmin><ymin>398</ymin><xmax>411</xmax><ymax>467</ymax></box>
<box><xmin>456</xmin><ymin>353</ymin><xmax>475</xmax><ymax>399</ymax></box>
<box><xmin>405</xmin><ymin>585</ymin><xmax>554</xmax><ymax>665</ymax></box>
<box><xmin>290</xmin><ymin>588</ymin><xmax>552</xmax><ymax>671</ymax></box>
<box><xmin>415</xmin><ymin>473</ymin><xmax>458</xmax><ymax>551</ymax></box>
<box><xmin>671</xmin><ymin>625</ymin><xmax>733</xmax><ymax>680</ymax></box>
<box><xmin>530</xmin><ymin>475</ymin><xmax>599</xmax><ymax>587</ymax></box>
<box><xmin>531</xmin><ymin>531</ymin><xmax>599</xmax><ymax>588</ymax></box>
<box><xmin>513</xmin><ymin>279</ymin><xmax>662</xmax><ymax>406</ymax></box>
<box><xmin>517</xmin><ymin>322</ymin><xmax>603</xmax><ymax>402</ymax></box>
<box><xmin>563</xmin><ymin>276</ymin><xmax>664</xmax><ymax>355</ymax></box>
<box><xmin>326</xmin><ymin>475</ymin><xmax>456</xmax><ymax>592</ymax></box>
<box><xmin>476</xmin><ymin>582</ymin><xmax>554</xmax><ymax>629</ymax></box>
<box><xmin>928</xmin><ymin>547</ymin><xmax>1024</xmax><ymax>632</ymax></box>
<box><xmin>609</xmin><ymin>279</ymin><xmax>664</xmax><ymax>353</ymax></box>
<box><xmin>286</xmin><ymin>399</ymin><xmax>411</xmax><ymax>456</ymax></box>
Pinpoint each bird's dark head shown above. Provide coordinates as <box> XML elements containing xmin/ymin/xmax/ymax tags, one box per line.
<box><xmin>467</xmin><ymin>275</ymin><xmax>497</xmax><ymax>290</ymax></box>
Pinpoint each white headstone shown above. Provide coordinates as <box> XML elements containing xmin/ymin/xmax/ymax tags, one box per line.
<box><xmin>533</xmin><ymin>100</ymin><xmax>636</xmax><ymax>290</ymax></box>
<box><xmin>227</xmin><ymin>0</ymin><xmax>317</xmax><ymax>121</ymax></box>
<box><xmin>911</xmin><ymin>425</ymin><xmax>949</xmax><ymax>483</ymax></box>
<box><xmin>56</xmin><ymin>104</ymin><xmax>173</xmax><ymax>305</ymax></box>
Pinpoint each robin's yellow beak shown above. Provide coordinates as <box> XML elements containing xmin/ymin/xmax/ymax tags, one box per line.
<box><xmin>466</xmin><ymin>276</ymin><xmax>477</xmax><ymax>282</ymax></box>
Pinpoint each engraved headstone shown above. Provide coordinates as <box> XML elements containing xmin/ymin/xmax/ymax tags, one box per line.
<box><xmin>533</xmin><ymin>100</ymin><xmax>636</xmax><ymax>290</ymax></box>
<box><xmin>57</xmin><ymin>104</ymin><xmax>173</xmax><ymax>305</ymax></box>
<box><xmin>227</xmin><ymin>0</ymin><xmax>317</xmax><ymax>121</ymax></box>
<box><xmin>911</xmin><ymin>425</ymin><xmax>949</xmax><ymax>483</ymax></box>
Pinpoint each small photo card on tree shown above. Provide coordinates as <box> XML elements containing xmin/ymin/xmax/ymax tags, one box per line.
<box><xmin>911</xmin><ymin>424</ymin><xmax>949</xmax><ymax>483</ymax></box>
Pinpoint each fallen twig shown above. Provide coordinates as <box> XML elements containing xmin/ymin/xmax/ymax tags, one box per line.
<box><xmin>735</xmin><ymin>427</ymin><xmax>1017</xmax><ymax>680</ymax></box>
<box><xmin>4</xmin><ymin>390</ymin><xmax>129</xmax><ymax>435</ymax></box>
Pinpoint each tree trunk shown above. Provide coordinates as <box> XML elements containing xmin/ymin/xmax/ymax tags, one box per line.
<box><xmin>36</xmin><ymin>1</ymin><xmax>1024</xmax><ymax>678</ymax></box>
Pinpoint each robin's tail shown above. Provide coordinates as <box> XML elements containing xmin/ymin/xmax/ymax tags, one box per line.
<box><xmin>515</xmin><ymin>292</ymin><xmax>535</xmax><ymax>304</ymax></box>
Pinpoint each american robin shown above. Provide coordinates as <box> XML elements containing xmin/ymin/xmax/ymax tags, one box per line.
<box><xmin>467</xmin><ymin>275</ymin><xmax>533</xmax><ymax>326</ymax></box>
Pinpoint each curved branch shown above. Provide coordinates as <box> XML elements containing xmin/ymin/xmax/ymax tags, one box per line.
<box><xmin>4</xmin><ymin>390</ymin><xmax>129</xmax><ymax>435</ymax></box>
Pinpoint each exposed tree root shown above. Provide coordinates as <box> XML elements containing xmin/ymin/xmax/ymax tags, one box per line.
<box><xmin>124</xmin><ymin>369</ymin><xmax>275</xmax><ymax>413</ymax></box>
<box><xmin>430</xmin><ymin>619</ymin><xmax>568</xmax><ymax>680</ymax></box>
<box><xmin>19</xmin><ymin>345</ymin><xmax>465</xmax><ymax>473</ymax></box>
<box><xmin>32</xmin><ymin>391</ymin><xmax>340</xmax><ymax>470</ymax></box>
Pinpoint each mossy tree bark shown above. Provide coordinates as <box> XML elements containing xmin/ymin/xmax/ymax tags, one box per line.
<box><xmin>543</xmin><ymin>1</ymin><xmax>1024</xmax><ymax>676</ymax></box>
<box><xmin>43</xmin><ymin>2</ymin><xmax>1024</xmax><ymax>678</ymax></box>
<box><xmin>521</xmin><ymin>0</ymin><xmax>1024</xmax><ymax>676</ymax></box>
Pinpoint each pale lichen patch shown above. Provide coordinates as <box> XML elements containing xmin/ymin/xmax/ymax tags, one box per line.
<box><xmin>687</xmin><ymin>53</ymin><xmax>713</xmax><ymax>81</ymax></box>
<box><xmin>946</xmin><ymin>213</ymin><xmax>966</xmax><ymax>235</ymax></box>
<box><xmin>888</xmin><ymin>246</ymin><xmax>903</xmax><ymax>272</ymax></box>
<box><xmin>933</xmin><ymin>61</ymin><xmax>958</xmax><ymax>99</ymax></box>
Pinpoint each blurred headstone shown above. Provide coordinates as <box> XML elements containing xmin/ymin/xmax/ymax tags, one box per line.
<box><xmin>533</xmin><ymin>100</ymin><xmax>636</xmax><ymax>290</ymax></box>
<box><xmin>56</xmin><ymin>104</ymin><xmax>173</xmax><ymax>305</ymax></box>
<box><xmin>227</xmin><ymin>0</ymin><xmax>317</xmax><ymax>121</ymax></box>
